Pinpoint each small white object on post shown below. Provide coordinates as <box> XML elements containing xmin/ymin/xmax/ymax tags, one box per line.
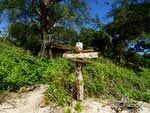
<box><xmin>76</xmin><ymin>42</ymin><xmax>83</xmax><ymax>51</ymax></box>
<box><xmin>63</xmin><ymin>42</ymin><xmax>98</xmax><ymax>101</ymax></box>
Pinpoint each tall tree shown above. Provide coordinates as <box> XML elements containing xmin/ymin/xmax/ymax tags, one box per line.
<box><xmin>0</xmin><ymin>0</ymin><xmax>94</xmax><ymax>56</ymax></box>
<box><xmin>106</xmin><ymin>0</ymin><xmax>150</xmax><ymax>62</ymax></box>
<box><xmin>107</xmin><ymin>1</ymin><xmax>150</xmax><ymax>39</ymax></box>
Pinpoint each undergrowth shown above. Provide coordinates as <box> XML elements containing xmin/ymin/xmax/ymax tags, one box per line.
<box><xmin>45</xmin><ymin>58</ymin><xmax>150</xmax><ymax>105</ymax></box>
<box><xmin>0</xmin><ymin>41</ymin><xmax>48</xmax><ymax>91</ymax></box>
<box><xmin>0</xmin><ymin>40</ymin><xmax>150</xmax><ymax>106</ymax></box>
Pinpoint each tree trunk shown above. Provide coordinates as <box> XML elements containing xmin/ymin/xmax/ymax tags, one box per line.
<box><xmin>38</xmin><ymin>32</ymin><xmax>48</xmax><ymax>57</ymax></box>
<box><xmin>38</xmin><ymin>0</ymin><xmax>49</xmax><ymax>57</ymax></box>
<box><xmin>48</xmin><ymin>47</ymin><xmax>53</xmax><ymax>59</ymax></box>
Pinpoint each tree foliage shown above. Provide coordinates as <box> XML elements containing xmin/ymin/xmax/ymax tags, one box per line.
<box><xmin>8</xmin><ymin>23</ymin><xmax>40</xmax><ymax>50</ymax></box>
<box><xmin>107</xmin><ymin>1</ymin><xmax>150</xmax><ymax>39</ymax></box>
<box><xmin>0</xmin><ymin>0</ymin><xmax>96</xmax><ymax>55</ymax></box>
<box><xmin>78</xmin><ymin>28</ymin><xmax>112</xmax><ymax>54</ymax></box>
<box><xmin>106</xmin><ymin>0</ymin><xmax>150</xmax><ymax>63</ymax></box>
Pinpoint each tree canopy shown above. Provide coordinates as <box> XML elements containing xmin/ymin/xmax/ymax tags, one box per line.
<box><xmin>105</xmin><ymin>0</ymin><xmax>150</xmax><ymax>63</ymax></box>
<box><xmin>0</xmin><ymin>0</ymin><xmax>149</xmax><ymax>68</ymax></box>
<box><xmin>0</xmin><ymin>0</ymin><xmax>98</xmax><ymax>56</ymax></box>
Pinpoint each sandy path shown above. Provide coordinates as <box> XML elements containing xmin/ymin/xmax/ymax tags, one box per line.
<box><xmin>0</xmin><ymin>85</ymin><xmax>62</xmax><ymax>113</ymax></box>
<box><xmin>0</xmin><ymin>85</ymin><xmax>149</xmax><ymax>113</ymax></box>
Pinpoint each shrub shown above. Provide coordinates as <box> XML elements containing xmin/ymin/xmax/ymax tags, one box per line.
<box><xmin>45</xmin><ymin>58</ymin><xmax>150</xmax><ymax>105</ymax></box>
<box><xmin>44</xmin><ymin>58</ymin><xmax>74</xmax><ymax>106</ymax></box>
<box><xmin>74</xmin><ymin>102</ymin><xmax>82</xmax><ymax>113</ymax></box>
<box><xmin>0</xmin><ymin>41</ymin><xmax>48</xmax><ymax>90</ymax></box>
<box><xmin>83</xmin><ymin>59</ymin><xmax>150</xmax><ymax>102</ymax></box>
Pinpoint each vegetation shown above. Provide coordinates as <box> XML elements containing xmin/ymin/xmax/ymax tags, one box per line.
<box><xmin>1</xmin><ymin>40</ymin><xmax>149</xmax><ymax>106</ymax></box>
<box><xmin>0</xmin><ymin>0</ymin><xmax>96</xmax><ymax>56</ymax></box>
<box><xmin>83</xmin><ymin>58</ymin><xmax>150</xmax><ymax>102</ymax></box>
<box><xmin>0</xmin><ymin>0</ymin><xmax>149</xmax><ymax>108</ymax></box>
<box><xmin>0</xmin><ymin>40</ymin><xmax>48</xmax><ymax>90</ymax></box>
<box><xmin>74</xmin><ymin>102</ymin><xmax>82</xmax><ymax>113</ymax></box>
<box><xmin>106</xmin><ymin>0</ymin><xmax>150</xmax><ymax>63</ymax></box>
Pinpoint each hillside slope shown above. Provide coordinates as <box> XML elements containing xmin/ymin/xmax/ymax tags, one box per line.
<box><xmin>0</xmin><ymin>40</ymin><xmax>150</xmax><ymax>106</ymax></box>
<box><xmin>0</xmin><ymin>41</ymin><xmax>48</xmax><ymax>91</ymax></box>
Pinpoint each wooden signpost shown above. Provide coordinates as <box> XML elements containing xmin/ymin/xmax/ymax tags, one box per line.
<box><xmin>63</xmin><ymin>42</ymin><xmax>98</xmax><ymax>101</ymax></box>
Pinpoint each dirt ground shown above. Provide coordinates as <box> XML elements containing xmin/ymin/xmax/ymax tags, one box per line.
<box><xmin>0</xmin><ymin>85</ymin><xmax>149</xmax><ymax>113</ymax></box>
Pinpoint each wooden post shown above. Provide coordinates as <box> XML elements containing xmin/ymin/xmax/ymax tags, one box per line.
<box><xmin>75</xmin><ymin>42</ymin><xmax>83</xmax><ymax>101</ymax></box>
<box><xmin>63</xmin><ymin>42</ymin><xmax>98</xmax><ymax>101</ymax></box>
<box><xmin>75</xmin><ymin>62</ymin><xmax>83</xmax><ymax>101</ymax></box>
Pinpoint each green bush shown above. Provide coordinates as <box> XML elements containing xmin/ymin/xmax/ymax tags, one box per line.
<box><xmin>0</xmin><ymin>41</ymin><xmax>48</xmax><ymax>90</ymax></box>
<box><xmin>46</xmin><ymin>84</ymin><xmax>67</xmax><ymax>106</ymax></box>
<box><xmin>44</xmin><ymin>58</ymin><xmax>74</xmax><ymax>106</ymax></box>
<box><xmin>140</xmin><ymin>54</ymin><xmax>150</xmax><ymax>68</ymax></box>
<box><xmin>83</xmin><ymin>59</ymin><xmax>150</xmax><ymax>101</ymax></box>
<box><xmin>74</xmin><ymin>102</ymin><xmax>82</xmax><ymax>113</ymax></box>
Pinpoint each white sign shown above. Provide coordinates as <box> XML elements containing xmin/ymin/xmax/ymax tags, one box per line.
<box><xmin>63</xmin><ymin>52</ymin><xmax>98</xmax><ymax>59</ymax></box>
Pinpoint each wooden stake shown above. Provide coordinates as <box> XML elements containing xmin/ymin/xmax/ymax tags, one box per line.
<box><xmin>75</xmin><ymin>62</ymin><xmax>83</xmax><ymax>101</ymax></box>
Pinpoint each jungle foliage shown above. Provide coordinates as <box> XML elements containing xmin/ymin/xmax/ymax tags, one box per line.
<box><xmin>0</xmin><ymin>41</ymin><xmax>149</xmax><ymax>106</ymax></box>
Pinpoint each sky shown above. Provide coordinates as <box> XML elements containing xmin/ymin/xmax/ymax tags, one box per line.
<box><xmin>89</xmin><ymin>0</ymin><xmax>113</xmax><ymax>24</ymax></box>
<box><xmin>0</xmin><ymin>0</ymin><xmax>112</xmax><ymax>31</ymax></box>
<box><xmin>0</xmin><ymin>13</ymin><xmax>8</xmax><ymax>31</ymax></box>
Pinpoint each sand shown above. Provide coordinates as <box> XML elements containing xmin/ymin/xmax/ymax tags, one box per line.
<box><xmin>0</xmin><ymin>85</ymin><xmax>149</xmax><ymax>113</ymax></box>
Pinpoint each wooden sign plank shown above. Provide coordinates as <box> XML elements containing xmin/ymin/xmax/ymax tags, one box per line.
<box><xmin>63</xmin><ymin>52</ymin><xmax>98</xmax><ymax>59</ymax></box>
